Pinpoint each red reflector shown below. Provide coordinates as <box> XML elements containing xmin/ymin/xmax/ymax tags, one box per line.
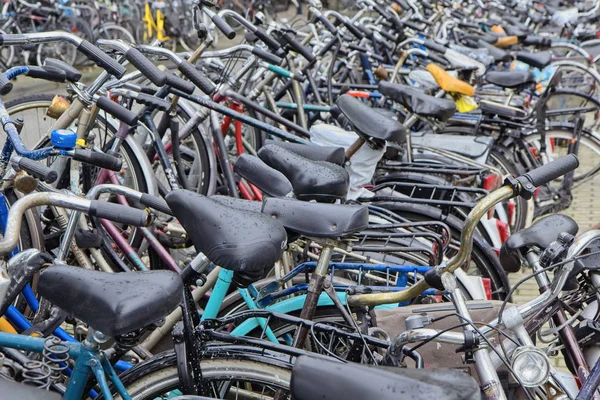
<box><xmin>493</xmin><ymin>248</ymin><xmax>500</xmax><ymax>256</ymax></box>
<box><xmin>495</xmin><ymin>219</ymin><xmax>510</xmax><ymax>244</ymax></box>
<box><xmin>483</xmin><ymin>174</ymin><xmax>501</xmax><ymax>191</ymax></box>
<box><xmin>530</xmin><ymin>147</ymin><xmax>539</xmax><ymax>158</ymax></box>
<box><xmin>346</xmin><ymin>91</ymin><xmax>370</xmax><ymax>98</ymax></box>
<box><xmin>534</xmin><ymin>187</ymin><xmax>540</xmax><ymax>199</ymax></box>
<box><xmin>482</xmin><ymin>278</ymin><xmax>493</xmax><ymax>300</ymax></box>
<box><xmin>71</xmin><ymin>26</ymin><xmax>79</xmax><ymax>33</ymax></box>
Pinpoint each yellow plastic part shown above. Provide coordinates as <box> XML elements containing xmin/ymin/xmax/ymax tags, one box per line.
<box><xmin>491</xmin><ymin>25</ymin><xmax>506</xmax><ymax>35</ymax></box>
<box><xmin>426</xmin><ymin>64</ymin><xmax>475</xmax><ymax>96</ymax></box>
<box><xmin>455</xmin><ymin>95</ymin><xmax>479</xmax><ymax>113</ymax></box>
<box><xmin>76</xmin><ymin>139</ymin><xmax>86</xmax><ymax>147</ymax></box>
<box><xmin>494</xmin><ymin>36</ymin><xmax>519</xmax><ymax>48</ymax></box>
<box><xmin>0</xmin><ymin>317</ymin><xmax>17</xmax><ymax>334</ymax></box>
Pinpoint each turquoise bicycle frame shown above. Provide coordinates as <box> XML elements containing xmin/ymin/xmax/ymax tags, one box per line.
<box><xmin>0</xmin><ymin>331</ymin><xmax>130</xmax><ymax>400</ymax></box>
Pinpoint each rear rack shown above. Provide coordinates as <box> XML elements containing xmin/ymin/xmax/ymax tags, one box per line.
<box><xmin>377</xmin><ymin>160</ymin><xmax>486</xmax><ymax>177</ymax></box>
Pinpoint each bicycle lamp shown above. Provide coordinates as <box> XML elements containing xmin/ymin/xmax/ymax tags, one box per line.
<box><xmin>511</xmin><ymin>346</ymin><xmax>550</xmax><ymax>387</ymax></box>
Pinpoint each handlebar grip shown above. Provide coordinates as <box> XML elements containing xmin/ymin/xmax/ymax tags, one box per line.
<box><xmin>403</xmin><ymin>19</ymin><xmax>423</xmax><ymax>31</ymax></box>
<box><xmin>135</xmin><ymin>93</ymin><xmax>171</xmax><ymax>111</ymax></box>
<box><xmin>125</xmin><ymin>48</ymin><xmax>167</xmax><ymax>87</ymax></box>
<box><xmin>77</xmin><ymin>40</ymin><xmax>126</xmax><ymax>79</ymax></box>
<box><xmin>73</xmin><ymin>149</ymin><xmax>123</xmax><ymax>171</ymax></box>
<box><xmin>520</xmin><ymin>154</ymin><xmax>579</xmax><ymax>189</ymax></box>
<box><xmin>428</xmin><ymin>53</ymin><xmax>449</xmax><ymax>66</ymax></box>
<box><xmin>16</xmin><ymin>158</ymin><xmax>58</xmax><ymax>183</ymax></box>
<box><xmin>342</xmin><ymin>20</ymin><xmax>364</xmax><ymax>40</ymax></box>
<box><xmin>254</xmin><ymin>28</ymin><xmax>281</xmax><ymax>53</ymax></box>
<box><xmin>0</xmin><ymin>73</ymin><xmax>13</xmax><ymax>95</ymax></box>
<box><xmin>96</xmin><ymin>96</ymin><xmax>138</xmax><ymax>126</ymax></box>
<box><xmin>252</xmin><ymin>47</ymin><xmax>283</xmax><ymax>65</ymax></box>
<box><xmin>355</xmin><ymin>23</ymin><xmax>374</xmax><ymax>37</ymax></box>
<box><xmin>164</xmin><ymin>72</ymin><xmax>196</xmax><ymax>95</ymax></box>
<box><xmin>140</xmin><ymin>193</ymin><xmax>173</xmax><ymax>215</ymax></box>
<box><xmin>178</xmin><ymin>60</ymin><xmax>216</xmax><ymax>95</ymax></box>
<box><xmin>212</xmin><ymin>14</ymin><xmax>236</xmax><ymax>40</ymax></box>
<box><xmin>377</xmin><ymin>29</ymin><xmax>397</xmax><ymax>42</ymax></box>
<box><xmin>372</xmin><ymin>3</ymin><xmax>389</xmax><ymax>18</ymax></box>
<box><xmin>26</xmin><ymin>66</ymin><xmax>67</xmax><ymax>83</ymax></box>
<box><xmin>89</xmin><ymin>201</ymin><xmax>149</xmax><ymax>226</ymax></box>
<box><xmin>423</xmin><ymin>39</ymin><xmax>447</xmax><ymax>55</ymax></box>
<box><xmin>316</xmin><ymin>14</ymin><xmax>337</xmax><ymax>34</ymax></box>
<box><xmin>282</xmin><ymin>32</ymin><xmax>315</xmax><ymax>62</ymax></box>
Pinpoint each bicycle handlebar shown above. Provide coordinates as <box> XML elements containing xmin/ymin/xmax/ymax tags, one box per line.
<box><xmin>0</xmin><ymin>33</ymin><xmax>126</xmax><ymax>78</ymax></box>
<box><xmin>0</xmin><ymin>192</ymin><xmax>149</xmax><ymax>256</ymax></box>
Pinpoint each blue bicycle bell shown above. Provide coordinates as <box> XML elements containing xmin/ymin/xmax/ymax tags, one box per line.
<box><xmin>50</xmin><ymin>129</ymin><xmax>77</xmax><ymax>150</ymax></box>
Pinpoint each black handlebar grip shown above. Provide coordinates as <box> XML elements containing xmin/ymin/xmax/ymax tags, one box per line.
<box><xmin>140</xmin><ymin>193</ymin><xmax>173</xmax><ymax>215</ymax></box>
<box><xmin>0</xmin><ymin>73</ymin><xmax>13</xmax><ymax>95</ymax></box>
<box><xmin>423</xmin><ymin>39</ymin><xmax>448</xmax><ymax>55</ymax></box>
<box><xmin>377</xmin><ymin>29</ymin><xmax>397</xmax><ymax>42</ymax></box>
<box><xmin>372</xmin><ymin>3</ymin><xmax>389</xmax><ymax>18</ymax></box>
<box><xmin>26</xmin><ymin>66</ymin><xmax>67</xmax><ymax>83</ymax></box>
<box><xmin>254</xmin><ymin>28</ymin><xmax>281</xmax><ymax>53</ymax></box>
<box><xmin>89</xmin><ymin>201</ymin><xmax>149</xmax><ymax>226</ymax></box>
<box><xmin>17</xmin><ymin>158</ymin><xmax>58</xmax><ymax>183</ymax></box>
<box><xmin>96</xmin><ymin>96</ymin><xmax>138</xmax><ymax>126</ymax></box>
<box><xmin>178</xmin><ymin>60</ymin><xmax>216</xmax><ymax>95</ymax></box>
<box><xmin>73</xmin><ymin>149</ymin><xmax>123</xmax><ymax>171</ymax></box>
<box><xmin>342</xmin><ymin>20</ymin><xmax>364</xmax><ymax>40</ymax></box>
<box><xmin>520</xmin><ymin>154</ymin><xmax>579</xmax><ymax>189</ymax></box>
<box><xmin>164</xmin><ymin>73</ymin><xmax>196</xmax><ymax>95</ymax></box>
<box><xmin>355</xmin><ymin>23</ymin><xmax>374</xmax><ymax>37</ymax></box>
<box><xmin>252</xmin><ymin>47</ymin><xmax>283</xmax><ymax>65</ymax></box>
<box><xmin>135</xmin><ymin>93</ymin><xmax>171</xmax><ymax>111</ymax></box>
<box><xmin>282</xmin><ymin>32</ymin><xmax>315</xmax><ymax>62</ymax></box>
<box><xmin>316</xmin><ymin>14</ymin><xmax>337</xmax><ymax>34</ymax></box>
<box><xmin>212</xmin><ymin>14</ymin><xmax>236</xmax><ymax>40</ymax></box>
<box><xmin>77</xmin><ymin>40</ymin><xmax>126</xmax><ymax>79</ymax></box>
<box><xmin>403</xmin><ymin>20</ymin><xmax>423</xmax><ymax>31</ymax></box>
<box><xmin>428</xmin><ymin>53</ymin><xmax>449</xmax><ymax>66</ymax></box>
<box><xmin>125</xmin><ymin>48</ymin><xmax>167</xmax><ymax>87</ymax></box>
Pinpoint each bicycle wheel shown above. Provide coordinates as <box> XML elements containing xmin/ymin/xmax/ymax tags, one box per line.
<box><xmin>545</xmin><ymin>88</ymin><xmax>600</xmax><ymax>130</ymax></box>
<box><xmin>111</xmin><ymin>350</ymin><xmax>292</xmax><ymax>399</ymax></box>
<box><xmin>95</xmin><ymin>23</ymin><xmax>136</xmax><ymax>43</ymax></box>
<box><xmin>522</xmin><ymin>124</ymin><xmax>600</xmax><ymax>183</ymax></box>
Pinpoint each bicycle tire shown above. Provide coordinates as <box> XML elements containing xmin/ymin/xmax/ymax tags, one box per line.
<box><xmin>109</xmin><ymin>350</ymin><xmax>292</xmax><ymax>399</ymax></box>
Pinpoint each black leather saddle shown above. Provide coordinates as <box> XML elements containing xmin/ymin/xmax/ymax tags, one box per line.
<box><xmin>292</xmin><ymin>356</ymin><xmax>480</xmax><ymax>400</ymax></box>
<box><xmin>38</xmin><ymin>266</ymin><xmax>183</xmax><ymax>337</ymax></box>
<box><xmin>262</xmin><ymin>197</ymin><xmax>369</xmax><ymax>238</ymax></box>
<box><xmin>484</xmin><ymin>71</ymin><xmax>536</xmax><ymax>89</ymax></box>
<box><xmin>258</xmin><ymin>144</ymin><xmax>349</xmax><ymax>201</ymax></box>
<box><xmin>234</xmin><ymin>153</ymin><xmax>294</xmax><ymax>198</ymax></box>
<box><xmin>516</xmin><ymin>51</ymin><xmax>552</xmax><ymax>70</ymax></box>
<box><xmin>479</xmin><ymin>100</ymin><xmax>528</xmax><ymax>119</ymax></box>
<box><xmin>500</xmin><ymin>214</ymin><xmax>579</xmax><ymax>273</ymax></box>
<box><xmin>165</xmin><ymin>190</ymin><xmax>287</xmax><ymax>272</ymax></box>
<box><xmin>334</xmin><ymin>94</ymin><xmax>407</xmax><ymax>143</ymax></box>
<box><xmin>264</xmin><ymin>140</ymin><xmax>345</xmax><ymax>166</ymax></box>
<box><xmin>211</xmin><ymin>196</ymin><xmax>369</xmax><ymax>239</ymax></box>
<box><xmin>475</xmin><ymin>40</ymin><xmax>512</xmax><ymax>63</ymax></box>
<box><xmin>378</xmin><ymin>82</ymin><xmax>456</xmax><ymax>122</ymax></box>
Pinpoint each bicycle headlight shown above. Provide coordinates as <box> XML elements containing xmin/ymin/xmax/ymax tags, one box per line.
<box><xmin>511</xmin><ymin>346</ymin><xmax>550</xmax><ymax>387</ymax></box>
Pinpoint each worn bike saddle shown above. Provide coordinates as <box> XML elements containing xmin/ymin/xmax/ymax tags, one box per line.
<box><xmin>292</xmin><ymin>355</ymin><xmax>480</xmax><ymax>400</ymax></box>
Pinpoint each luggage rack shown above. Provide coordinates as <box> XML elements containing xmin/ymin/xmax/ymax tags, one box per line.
<box><xmin>377</xmin><ymin>160</ymin><xmax>487</xmax><ymax>177</ymax></box>
<box><xmin>362</xmin><ymin>181</ymin><xmax>489</xmax><ymax>211</ymax></box>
